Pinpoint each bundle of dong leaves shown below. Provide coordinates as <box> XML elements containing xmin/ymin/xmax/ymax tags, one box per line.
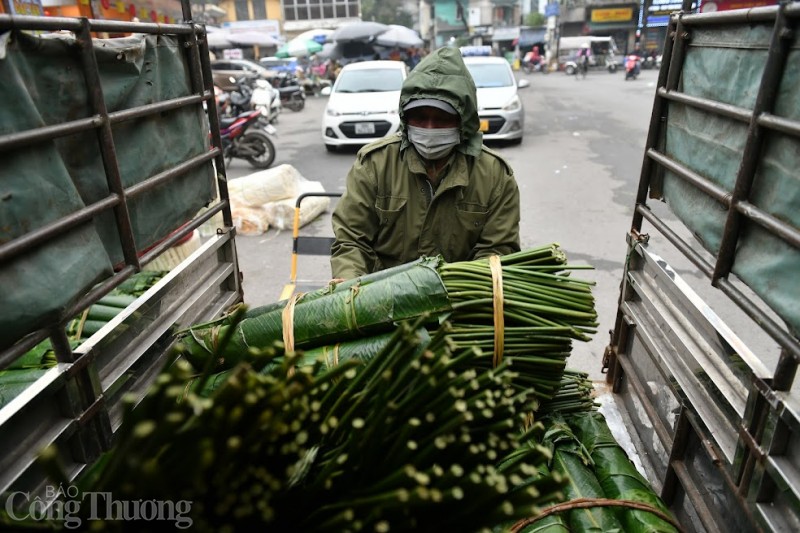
<box><xmin>33</xmin><ymin>246</ymin><xmax>678</xmax><ymax>531</ymax></box>
<box><xmin>0</xmin><ymin>271</ymin><xmax>166</xmax><ymax>410</ymax></box>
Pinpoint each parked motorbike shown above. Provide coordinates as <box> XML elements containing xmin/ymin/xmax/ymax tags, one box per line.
<box><xmin>251</xmin><ymin>78</ymin><xmax>281</xmax><ymax>123</ymax></box>
<box><xmin>273</xmin><ymin>73</ymin><xmax>306</xmax><ymax>112</ymax></box>
<box><xmin>643</xmin><ymin>54</ymin><xmax>662</xmax><ymax>69</ymax></box>
<box><xmin>219</xmin><ymin>109</ymin><xmax>276</xmax><ymax>169</ymax></box>
<box><xmin>224</xmin><ymin>76</ymin><xmax>281</xmax><ymax>125</ymax></box>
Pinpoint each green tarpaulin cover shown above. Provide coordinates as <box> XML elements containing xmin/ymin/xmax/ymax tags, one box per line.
<box><xmin>0</xmin><ymin>30</ymin><xmax>214</xmax><ymax>350</ymax></box>
<box><xmin>656</xmin><ymin>22</ymin><xmax>800</xmax><ymax>335</ymax></box>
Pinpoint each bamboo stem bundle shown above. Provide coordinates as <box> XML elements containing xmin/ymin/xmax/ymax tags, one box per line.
<box><xmin>61</xmin><ymin>317</ymin><xmax>568</xmax><ymax>531</ymax></box>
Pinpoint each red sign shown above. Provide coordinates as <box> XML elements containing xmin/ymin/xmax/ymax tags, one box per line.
<box><xmin>700</xmin><ymin>0</ymin><xmax>777</xmax><ymax>12</ymax></box>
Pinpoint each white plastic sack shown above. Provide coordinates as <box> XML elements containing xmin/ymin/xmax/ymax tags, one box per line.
<box><xmin>264</xmin><ymin>180</ymin><xmax>330</xmax><ymax>230</ymax></box>
<box><xmin>232</xmin><ymin>206</ymin><xmax>271</xmax><ymax>235</ymax></box>
<box><xmin>227</xmin><ymin>164</ymin><xmax>302</xmax><ymax>206</ymax></box>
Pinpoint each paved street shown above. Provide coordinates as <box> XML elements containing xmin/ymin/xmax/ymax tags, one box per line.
<box><xmin>225</xmin><ymin>66</ymin><xmax>661</xmax><ymax>380</ymax></box>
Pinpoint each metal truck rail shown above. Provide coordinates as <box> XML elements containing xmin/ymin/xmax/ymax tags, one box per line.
<box><xmin>603</xmin><ymin>3</ymin><xmax>800</xmax><ymax>531</ymax></box>
<box><xmin>0</xmin><ymin>2</ymin><xmax>240</xmax><ymax>499</ymax></box>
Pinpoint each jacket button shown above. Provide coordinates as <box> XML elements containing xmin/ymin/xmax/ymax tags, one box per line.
<box><xmin>420</xmin><ymin>188</ymin><xmax>425</xmax><ymax>193</ymax></box>
<box><xmin>474</xmin><ymin>221</ymin><xmax>480</xmax><ymax>227</ymax></box>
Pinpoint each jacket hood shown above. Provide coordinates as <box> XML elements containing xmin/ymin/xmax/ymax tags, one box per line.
<box><xmin>399</xmin><ymin>47</ymin><xmax>482</xmax><ymax>157</ymax></box>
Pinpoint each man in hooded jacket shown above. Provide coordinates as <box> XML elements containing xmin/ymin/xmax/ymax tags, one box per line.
<box><xmin>330</xmin><ymin>47</ymin><xmax>521</xmax><ymax>280</ymax></box>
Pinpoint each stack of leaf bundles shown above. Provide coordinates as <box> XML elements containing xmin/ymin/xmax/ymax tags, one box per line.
<box><xmin>179</xmin><ymin>244</ymin><xmax>597</xmax><ymax>403</ymax></box>
<box><xmin>510</xmin><ymin>413</ymin><xmax>680</xmax><ymax>533</ymax></box>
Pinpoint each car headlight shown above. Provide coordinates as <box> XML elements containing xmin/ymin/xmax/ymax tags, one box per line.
<box><xmin>503</xmin><ymin>95</ymin><xmax>522</xmax><ymax>112</ymax></box>
<box><xmin>326</xmin><ymin>107</ymin><xmax>340</xmax><ymax>116</ymax></box>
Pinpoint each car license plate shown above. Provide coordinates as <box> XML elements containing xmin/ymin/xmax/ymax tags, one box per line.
<box><xmin>479</xmin><ymin>119</ymin><xmax>489</xmax><ymax>132</ymax></box>
<box><xmin>355</xmin><ymin>122</ymin><xmax>375</xmax><ymax>135</ymax></box>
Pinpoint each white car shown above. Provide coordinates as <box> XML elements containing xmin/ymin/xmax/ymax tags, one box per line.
<box><xmin>463</xmin><ymin>56</ymin><xmax>528</xmax><ymax>143</ymax></box>
<box><xmin>322</xmin><ymin>61</ymin><xmax>408</xmax><ymax>151</ymax></box>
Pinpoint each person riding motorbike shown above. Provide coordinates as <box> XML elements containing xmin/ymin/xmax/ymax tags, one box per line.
<box><xmin>625</xmin><ymin>54</ymin><xmax>641</xmax><ymax>80</ymax></box>
<box><xmin>522</xmin><ymin>45</ymin><xmax>544</xmax><ymax>73</ymax></box>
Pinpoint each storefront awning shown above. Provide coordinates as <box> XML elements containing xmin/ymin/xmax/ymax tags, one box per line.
<box><xmin>492</xmin><ymin>27</ymin><xmax>520</xmax><ymax>42</ymax></box>
<box><xmin>518</xmin><ymin>28</ymin><xmax>546</xmax><ymax>47</ymax></box>
<box><xmin>588</xmin><ymin>22</ymin><xmax>637</xmax><ymax>32</ymax></box>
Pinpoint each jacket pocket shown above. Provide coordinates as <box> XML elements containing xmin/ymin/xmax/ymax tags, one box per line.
<box><xmin>455</xmin><ymin>202</ymin><xmax>489</xmax><ymax>230</ymax></box>
<box><xmin>450</xmin><ymin>202</ymin><xmax>489</xmax><ymax>259</ymax></box>
<box><xmin>374</xmin><ymin>196</ymin><xmax>408</xmax><ymax>258</ymax></box>
<box><xmin>374</xmin><ymin>195</ymin><xmax>407</xmax><ymax>225</ymax></box>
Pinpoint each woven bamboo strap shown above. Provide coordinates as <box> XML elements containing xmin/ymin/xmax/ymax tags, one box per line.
<box><xmin>509</xmin><ymin>497</ymin><xmax>684</xmax><ymax>532</ymax></box>
<box><xmin>281</xmin><ymin>292</ymin><xmax>304</xmax><ymax>375</ymax></box>
<box><xmin>489</xmin><ymin>255</ymin><xmax>505</xmax><ymax>368</ymax></box>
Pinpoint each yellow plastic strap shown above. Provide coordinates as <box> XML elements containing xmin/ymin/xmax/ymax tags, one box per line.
<box><xmin>490</xmin><ymin>255</ymin><xmax>505</xmax><ymax>368</ymax></box>
<box><xmin>281</xmin><ymin>292</ymin><xmax>304</xmax><ymax>375</ymax></box>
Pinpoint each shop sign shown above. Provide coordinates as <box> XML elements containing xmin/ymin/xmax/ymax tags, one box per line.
<box><xmin>590</xmin><ymin>7</ymin><xmax>634</xmax><ymax>23</ymax></box>
<box><xmin>647</xmin><ymin>15</ymin><xmax>670</xmax><ymax>26</ymax></box>
<box><xmin>700</xmin><ymin>0</ymin><xmax>777</xmax><ymax>12</ymax></box>
<box><xmin>648</xmin><ymin>0</ymin><xmax>696</xmax><ymax>16</ymax></box>
<box><xmin>7</xmin><ymin>0</ymin><xmax>43</xmax><ymax>15</ymax></box>
<box><xmin>223</xmin><ymin>19</ymin><xmax>281</xmax><ymax>41</ymax></box>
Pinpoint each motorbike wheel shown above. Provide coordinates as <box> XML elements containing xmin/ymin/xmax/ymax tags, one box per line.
<box><xmin>242</xmin><ymin>130</ymin><xmax>276</xmax><ymax>169</ymax></box>
<box><xmin>565</xmin><ymin>65</ymin><xmax>576</xmax><ymax>76</ymax></box>
<box><xmin>288</xmin><ymin>98</ymin><xmax>305</xmax><ymax>112</ymax></box>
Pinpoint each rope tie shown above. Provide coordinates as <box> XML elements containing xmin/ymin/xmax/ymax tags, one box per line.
<box><xmin>323</xmin><ymin>344</ymin><xmax>341</xmax><ymax>369</ymax></box>
<box><xmin>509</xmin><ymin>497</ymin><xmax>684</xmax><ymax>533</ymax></box>
<box><xmin>344</xmin><ymin>285</ymin><xmax>363</xmax><ymax>334</ymax></box>
<box><xmin>489</xmin><ymin>255</ymin><xmax>505</xmax><ymax>368</ymax></box>
<box><xmin>72</xmin><ymin>307</ymin><xmax>91</xmax><ymax>340</ymax></box>
<box><xmin>281</xmin><ymin>292</ymin><xmax>304</xmax><ymax>376</ymax></box>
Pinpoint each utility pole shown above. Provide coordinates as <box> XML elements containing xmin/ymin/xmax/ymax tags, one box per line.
<box><xmin>545</xmin><ymin>1</ymin><xmax>560</xmax><ymax>70</ymax></box>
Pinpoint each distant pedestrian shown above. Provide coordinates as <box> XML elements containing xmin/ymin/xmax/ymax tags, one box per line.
<box><xmin>576</xmin><ymin>43</ymin><xmax>591</xmax><ymax>79</ymax></box>
<box><xmin>405</xmin><ymin>47</ymin><xmax>421</xmax><ymax>69</ymax></box>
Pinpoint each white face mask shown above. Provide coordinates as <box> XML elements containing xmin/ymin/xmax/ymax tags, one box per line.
<box><xmin>407</xmin><ymin>125</ymin><xmax>460</xmax><ymax>160</ymax></box>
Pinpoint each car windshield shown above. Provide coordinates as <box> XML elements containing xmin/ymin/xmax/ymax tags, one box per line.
<box><xmin>334</xmin><ymin>69</ymin><xmax>404</xmax><ymax>93</ymax></box>
<box><xmin>466</xmin><ymin>63</ymin><xmax>514</xmax><ymax>88</ymax></box>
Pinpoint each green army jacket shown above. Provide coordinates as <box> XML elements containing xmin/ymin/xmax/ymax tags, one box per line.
<box><xmin>330</xmin><ymin>47</ymin><xmax>521</xmax><ymax>279</ymax></box>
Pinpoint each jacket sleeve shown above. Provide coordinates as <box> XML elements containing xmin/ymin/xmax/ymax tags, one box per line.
<box><xmin>472</xmin><ymin>168</ymin><xmax>521</xmax><ymax>260</ymax></box>
<box><xmin>330</xmin><ymin>156</ymin><xmax>380</xmax><ymax>279</ymax></box>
